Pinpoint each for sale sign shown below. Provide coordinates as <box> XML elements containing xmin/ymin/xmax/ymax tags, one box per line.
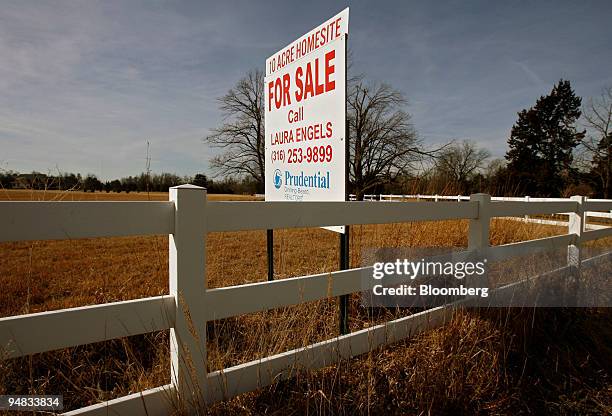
<box><xmin>265</xmin><ymin>8</ymin><xmax>349</xmax><ymax>207</ymax></box>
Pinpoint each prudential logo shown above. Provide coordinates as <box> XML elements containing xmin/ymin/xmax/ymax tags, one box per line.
<box><xmin>273</xmin><ymin>169</ymin><xmax>282</xmax><ymax>189</ymax></box>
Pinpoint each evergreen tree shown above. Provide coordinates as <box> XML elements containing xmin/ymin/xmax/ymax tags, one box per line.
<box><xmin>193</xmin><ymin>173</ymin><xmax>209</xmax><ymax>188</ymax></box>
<box><xmin>505</xmin><ymin>79</ymin><xmax>584</xmax><ymax>196</ymax></box>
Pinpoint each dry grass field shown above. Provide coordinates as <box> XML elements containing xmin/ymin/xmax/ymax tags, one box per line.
<box><xmin>0</xmin><ymin>189</ymin><xmax>260</xmax><ymax>202</ymax></box>
<box><xmin>0</xmin><ymin>189</ymin><xmax>610</xmax><ymax>414</ymax></box>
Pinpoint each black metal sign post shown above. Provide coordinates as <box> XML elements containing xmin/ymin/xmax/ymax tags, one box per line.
<box><xmin>339</xmin><ymin>226</ymin><xmax>350</xmax><ymax>334</ymax></box>
<box><xmin>267</xmin><ymin>229</ymin><xmax>274</xmax><ymax>281</ymax></box>
<box><xmin>339</xmin><ymin>34</ymin><xmax>350</xmax><ymax>335</ymax></box>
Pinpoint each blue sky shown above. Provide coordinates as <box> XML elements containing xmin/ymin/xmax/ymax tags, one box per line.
<box><xmin>1</xmin><ymin>0</ymin><xmax>611</xmax><ymax>180</ymax></box>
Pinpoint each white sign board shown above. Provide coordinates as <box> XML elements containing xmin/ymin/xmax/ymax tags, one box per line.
<box><xmin>265</xmin><ymin>8</ymin><xmax>349</xmax><ymax>217</ymax></box>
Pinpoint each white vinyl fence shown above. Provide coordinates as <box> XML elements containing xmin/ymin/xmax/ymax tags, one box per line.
<box><xmin>352</xmin><ymin>194</ymin><xmax>612</xmax><ymax>230</ymax></box>
<box><xmin>1</xmin><ymin>187</ymin><xmax>612</xmax><ymax>415</ymax></box>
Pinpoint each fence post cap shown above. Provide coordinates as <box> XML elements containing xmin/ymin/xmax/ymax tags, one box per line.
<box><xmin>170</xmin><ymin>184</ymin><xmax>206</xmax><ymax>191</ymax></box>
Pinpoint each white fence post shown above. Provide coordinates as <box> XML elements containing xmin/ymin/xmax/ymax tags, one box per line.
<box><xmin>568</xmin><ymin>195</ymin><xmax>585</xmax><ymax>304</ymax></box>
<box><xmin>468</xmin><ymin>194</ymin><xmax>491</xmax><ymax>254</ymax></box>
<box><xmin>169</xmin><ymin>184</ymin><xmax>208</xmax><ymax>408</ymax></box>
<box><xmin>524</xmin><ymin>195</ymin><xmax>530</xmax><ymax>219</ymax></box>
<box><xmin>434</xmin><ymin>194</ymin><xmax>439</xmax><ymax>202</ymax></box>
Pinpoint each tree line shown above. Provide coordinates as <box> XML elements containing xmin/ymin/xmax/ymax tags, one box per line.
<box><xmin>0</xmin><ymin>170</ymin><xmax>260</xmax><ymax>195</ymax></box>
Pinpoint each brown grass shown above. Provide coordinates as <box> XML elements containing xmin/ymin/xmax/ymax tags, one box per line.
<box><xmin>0</xmin><ymin>190</ymin><xmax>610</xmax><ymax>414</ymax></box>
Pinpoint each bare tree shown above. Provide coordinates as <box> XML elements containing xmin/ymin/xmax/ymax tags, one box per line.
<box><xmin>435</xmin><ymin>140</ymin><xmax>490</xmax><ymax>192</ymax></box>
<box><xmin>348</xmin><ymin>81</ymin><xmax>426</xmax><ymax>199</ymax></box>
<box><xmin>205</xmin><ymin>69</ymin><xmax>265</xmax><ymax>189</ymax></box>
<box><xmin>206</xmin><ymin>69</ymin><xmax>431</xmax><ymax>199</ymax></box>
<box><xmin>582</xmin><ymin>86</ymin><xmax>612</xmax><ymax>197</ymax></box>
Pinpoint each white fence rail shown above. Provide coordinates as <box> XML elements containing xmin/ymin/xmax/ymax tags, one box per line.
<box><xmin>1</xmin><ymin>189</ymin><xmax>612</xmax><ymax>415</ymax></box>
<box><xmin>350</xmin><ymin>193</ymin><xmax>612</xmax><ymax>230</ymax></box>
